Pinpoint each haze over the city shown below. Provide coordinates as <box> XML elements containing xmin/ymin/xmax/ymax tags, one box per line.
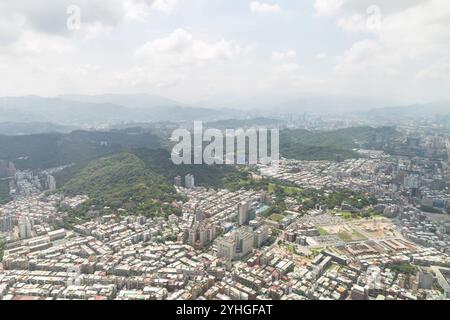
<box><xmin>1</xmin><ymin>0</ymin><xmax>450</xmax><ymax>110</ymax></box>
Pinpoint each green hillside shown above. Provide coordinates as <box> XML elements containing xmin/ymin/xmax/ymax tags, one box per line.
<box><xmin>280</xmin><ymin>126</ymin><xmax>398</xmax><ymax>161</ymax></box>
<box><xmin>61</xmin><ymin>153</ymin><xmax>181</xmax><ymax>217</ymax></box>
<box><xmin>0</xmin><ymin>129</ymin><xmax>161</xmax><ymax>170</ymax></box>
<box><xmin>132</xmin><ymin>148</ymin><xmax>238</xmax><ymax>188</ymax></box>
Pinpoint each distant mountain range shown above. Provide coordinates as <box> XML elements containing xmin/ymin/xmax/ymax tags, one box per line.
<box><xmin>0</xmin><ymin>94</ymin><xmax>448</xmax><ymax>130</ymax></box>
<box><xmin>0</xmin><ymin>122</ymin><xmax>76</xmax><ymax>135</ymax></box>
<box><xmin>60</xmin><ymin>94</ymin><xmax>186</xmax><ymax>109</ymax></box>
<box><xmin>0</xmin><ymin>94</ymin><xmax>244</xmax><ymax>126</ymax></box>
<box><xmin>365</xmin><ymin>102</ymin><xmax>450</xmax><ymax>119</ymax></box>
<box><xmin>196</xmin><ymin>94</ymin><xmax>450</xmax><ymax>118</ymax></box>
<box><xmin>195</xmin><ymin>93</ymin><xmax>391</xmax><ymax>115</ymax></box>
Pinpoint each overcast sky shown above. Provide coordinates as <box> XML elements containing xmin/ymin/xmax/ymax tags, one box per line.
<box><xmin>0</xmin><ymin>0</ymin><xmax>449</xmax><ymax>105</ymax></box>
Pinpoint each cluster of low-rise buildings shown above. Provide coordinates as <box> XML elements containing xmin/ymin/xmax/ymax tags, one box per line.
<box><xmin>1</xmin><ymin>135</ymin><xmax>450</xmax><ymax>300</ymax></box>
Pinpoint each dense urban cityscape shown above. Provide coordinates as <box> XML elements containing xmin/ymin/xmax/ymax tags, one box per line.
<box><xmin>1</xmin><ymin>0</ymin><xmax>450</xmax><ymax>310</ymax></box>
<box><xmin>1</xmin><ymin>115</ymin><xmax>450</xmax><ymax>301</ymax></box>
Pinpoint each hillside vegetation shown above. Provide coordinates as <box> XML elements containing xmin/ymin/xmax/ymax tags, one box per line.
<box><xmin>0</xmin><ymin>129</ymin><xmax>161</xmax><ymax>170</ymax></box>
<box><xmin>61</xmin><ymin>153</ymin><xmax>181</xmax><ymax>217</ymax></box>
<box><xmin>280</xmin><ymin>126</ymin><xmax>398</xmax><ymax>161</ymax></box>
<box><xmin>132</xmin><ymin>148</ymin><xmax>238</xmax><ymax>188</ymax></box>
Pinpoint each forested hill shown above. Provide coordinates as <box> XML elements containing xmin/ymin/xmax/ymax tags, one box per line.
<box><xmin>280</xmin><ymin>126</ymin><xmax>399</xmax><ymax>161</ymax></box>
<box><xmin>60</xmin><ymin>153</ymin><xmax>181</xmax><ymax>217</ymax></box>
<box><xmin>0</xmin><ymin>129</ymin><xmax>161</xmax><ymax>170</ymax></box>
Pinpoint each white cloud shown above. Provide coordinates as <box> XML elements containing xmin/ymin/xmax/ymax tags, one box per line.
<box><xmin>271</xmin><ymin>50</ymin><xmax>297</xmax><ymax>62</ymax></box>
<box><xmin>111</xmin><ymin>28</ymin><xmax>246</xmax><ymax>94</ymax></box>
<box><xmin>273</xmin><ymin>63</ymin><xmax>301</xmax><ymax>74</ymax></box>
<box><xmin>250</xmin><ymin>2</ymin><xmax>282</xmax><ymax>15</ymax></box>
<box><xmin>416</xmin><ymin>60</ymin><xmax>450</xmax><ymax>81</ymax></box>
<box><xmin>0</xmin><ymin>14</ymin><xmax>26</xmax><ymax>46</ymax></box>
<box><xmin>151</xmin><ymin>0</ymin><xmax>178</xmax><ymax>14</ymax></box>
<box><xmin>0</xmin><ymin>0</ymin><xmax>449</xmax><ymax>103</ymax></box>
<box><xmin>124</xmin><ymin>0</ymin><xmax>177</xmax><ymax>20</ymax></box>
<box><xmin>315</xmin><ymin>0</ymin><xmax>430</xmax><ymax>17</ymax></box>
<box><xmin>330</xmin><ymin>0</ymin><xmax>450</xmax><ymax>101</ymax></box>
<box><xmin>0</xmin><ymin>0</ymin><xmax>179</xmax><ymax>45</ymax></box>
<box><xmin>135</xmin><ymin>28</ymin><xmax>242</xmax><ymax>66</ymax></box>
<box><xmin>337</xmin><ymin>14</ymin><xmax>367</xmax><ymax>33</ymax></box>
<box><xmin>0</xmin><ymin>1</ymin><xmax>125</xmax><ymax>39</ymax></box>
<box><xmin>315</xmin><ymin>0</ymin><xmax>343</xmax><ymax>16</ymax></box>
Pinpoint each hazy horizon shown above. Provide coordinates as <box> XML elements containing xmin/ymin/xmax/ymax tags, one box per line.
<box><xmin>1</xmin><ymin>0</ymin><xmax>450</xmax><ymax>108</ymax></box>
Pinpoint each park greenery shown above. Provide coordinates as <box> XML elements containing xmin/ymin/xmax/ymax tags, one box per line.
<box><xmin>387</xmin><ymin>263</ymin><xmax>419</xmax><ymax>275</ymax></box>
<box><xmin>219</xmin><ymin>168</ymin><xmax>377</xmax><ymax>217</ymax></box>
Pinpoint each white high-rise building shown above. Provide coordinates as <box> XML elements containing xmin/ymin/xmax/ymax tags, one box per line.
<box><xmin>47</xmin><ymin>175</ymin><xmax>57</xmax><ymax>191</ymax></box>
<box><xmin>185</xmin><ymin>174</ymin><xmax>195</xmax><ymax>189</ymax></box>
<box><xmin>19</xmin><ymin>216</ymin><xmax>32</xmax><ymax>239</ymax></box>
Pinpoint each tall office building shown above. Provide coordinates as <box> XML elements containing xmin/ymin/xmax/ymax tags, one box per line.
<box><xmin>237</xmin><ymin>201</ymin><xmax>250</xmax><ymax>226</ymax></box>
<box><xmin>217</xmin><ymin>237</ymin><xmax>235</xmax><ymax>262</ymax></box>
<box><xmin>216</xmin><ymin>226</ymin><xmax>255</xmax><ymax>261</ymax></box>
<box><xmin>235</xmin><ymin>227</ymin><xmax>254</xmax><ymax>258</ymax></box>
<box><xmin>186</xmin><ymin>220</ymin><xmax>216</xmax><ymax>249</ymax></box>
<box><xmin>253</xmin><ymin>225</ymin><xmax>270</xmax><ymax>248</ymax></box>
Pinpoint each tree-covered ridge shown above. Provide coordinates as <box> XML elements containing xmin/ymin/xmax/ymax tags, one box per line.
<box><xmin>132</xmin><ymin>148</ymin><xmax>238</xmax><ymax>188</ymax></box>
<box><xmin>0</xmin><ymin>125</ymin><xmax>399</xmax><ymax>171</ymax></box>
<box><xmin>60</xmin><ymin>153</ymin><xmax>181</xmax><ymax>217</ymax></box>
<box><xmin>280</xmin><ymin>126</ymin><xmax>399</xmax><ymax>161</ymax></box>
<box><xmin>0</xmin><ymin>129</ymin><xmax>161</xmax><ymax>170</ymax></box>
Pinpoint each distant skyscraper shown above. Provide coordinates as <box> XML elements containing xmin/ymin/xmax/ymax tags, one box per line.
<box><xmin>174</xmin><ymin>176</ymin><xmax>182</xmax><ymax>187</ymax></box>
<box><xmin>47</xmin><ymin>175</ymin><xmax>57</xmax><ymax>191</ymax></box>
<box><xmin>0</xmin><ymin>160</ymin><xmax>16</xmax><ymax>178</ymax></box>
<box><xmin>185</xmin><ymin>174</ymin><xmax>195</xmax><ymax>189</ymax></box>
